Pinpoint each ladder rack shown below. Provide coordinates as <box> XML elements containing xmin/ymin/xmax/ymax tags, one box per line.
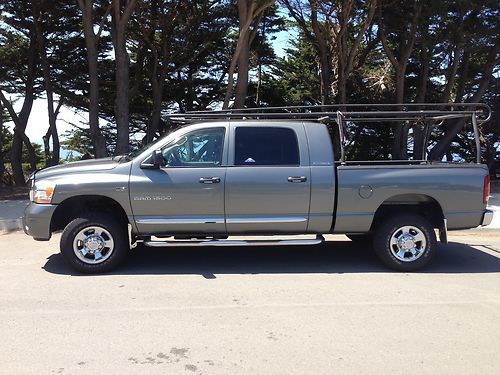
<box><xmin>164</xmin><ymin>103</ymin><xmax>492</xmax><ymax>164</ymax></box>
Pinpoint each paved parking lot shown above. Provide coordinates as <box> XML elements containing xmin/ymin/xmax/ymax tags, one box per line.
<box><xmin>1</xmin><ymin>230</ymin><xmax>499</xmax><ymax>374</ymax></box>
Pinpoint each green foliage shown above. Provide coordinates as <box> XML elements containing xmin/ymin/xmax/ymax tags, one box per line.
<box><xmin>265</xmin><ymin>32</ymin><xmax>320</xmax><ymax>106</ymax></box>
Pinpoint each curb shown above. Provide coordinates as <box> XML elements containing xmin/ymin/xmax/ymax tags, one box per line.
<box><xmin>0</xmin><ymin>219</ymin><xmax>23</xmax><ymax>233</ymax></box>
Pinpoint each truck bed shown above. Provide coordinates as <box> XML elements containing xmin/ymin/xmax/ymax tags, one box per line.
<box><xmin>334</xmin><ymin>163</ymin><xmax>488</xmax><ymax>232</ymax></box>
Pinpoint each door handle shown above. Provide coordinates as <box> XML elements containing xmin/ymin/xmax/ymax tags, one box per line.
<box><xmin>199</xmin><ymin>177</ymin><xmax>221</xmax><ymax>184</ymax></box>
<box><xmin>287</xmin><ymin>176</ymin><xmax>307</xmax><ymax>183</ymax></box>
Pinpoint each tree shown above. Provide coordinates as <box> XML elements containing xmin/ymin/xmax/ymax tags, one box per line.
<box><xmin>282</xmin><ymin>0</ymin><xmax>378</xmax><ymax>104</ymax></box>
<box><xmin>76</xmin><ymin>0</ymin><xmax>110</xmax><ymax>158</ymax></box>
<box><xmin>0</xmin><ymin>1</ymin><xmax>41</xmax><ymax>185</ymax></box>
<box><xmin>111</xmin><ymin>0</ymin><xmax>137</xmax><ymax>155</ymax></box>
<box><xmin>223</xmin><ymin>0</ymin><xmax>275</xmax><ymax>109</ymax></box>
<box><xmin>377</xmin><ymin>0</ymin><xmax>421</xmax><ymax>159</ymax></box>
<box><xmin>260</xmin><ymin>30</ymin><xmax>321</xmax><ymax>106</ymax></box>
<box><xmin>134</xmin><ymin>0</ymin><xmax>231</xmax><ymax>142</ymax></box>
<box><xmin>427</xmin><ymin>0</ymin><xmax>499</xmax><ymax>161</ymax></box>
<box><xmin>33</xmin><ymin>0</ymin><xmax>61</xmax><ymax>166</ymax></box>
<box><xmin>0</xmin><ymin>105</ymin><xmax>7</xmax><ymax>183</ymax></box>
<box><xmin>281</xmin><ymin>0</ymin><xmax>331</xmax><ymax>104</ymax></box>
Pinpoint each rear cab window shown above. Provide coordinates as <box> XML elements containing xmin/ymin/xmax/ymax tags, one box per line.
<box><xmin>234</xmin><ymin>127</ymin><xmax>300</xmax><ymax>166</ymax></box>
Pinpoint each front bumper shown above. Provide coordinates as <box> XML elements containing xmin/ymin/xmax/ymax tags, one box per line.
<box><xmin>23</xmin><ymin>202</ymin><xmax>57</xmax><ymax>241</ymax></box>
<box><xmin>481</xmin><ymin>209</ymin><xmax>494</xmax><ymax>226</ymax></box>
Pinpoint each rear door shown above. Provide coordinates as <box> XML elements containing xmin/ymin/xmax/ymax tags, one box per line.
<box><xmin>225</xmin><ymin>123</ymin><xmax>311</xmax><ymax>234</ymax></box>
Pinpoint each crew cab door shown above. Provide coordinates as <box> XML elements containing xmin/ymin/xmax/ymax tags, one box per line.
<box><xmin>130</xmin><ymin>126</ymin><xmax>228</xmax><ymax>235</ymax></box>
<box><xmin>225</xmin><ymin>124</ymin><xmax>311</xmax><ymax>233</ymax></box>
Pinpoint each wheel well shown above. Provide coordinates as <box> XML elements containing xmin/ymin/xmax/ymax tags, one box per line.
<box><xmin>51</xmin><ymin>195</ymin><xmax>129</xmax><ymax>233</ymax></box>
<box><xmin>371</xmin><ymin>194</ymin><xmax>444</xmax><ymax>231</ymax></box>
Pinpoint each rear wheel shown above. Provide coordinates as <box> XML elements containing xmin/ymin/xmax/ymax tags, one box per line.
<box><xmin>60</xmin><ymin>214</ymin><xmax>129</xmax><ymax>273</ymax></box>
<box><xmin>373</xmin><ymin>214</ymin><xmax>436</xmax><ymax>271</ymax></box>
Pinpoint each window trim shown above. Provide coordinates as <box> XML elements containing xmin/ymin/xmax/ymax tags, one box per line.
<box><xmin>160</xmin><ymin>127</ymin><xmax>226</xmax><ymax>169</ymax></box>
<box><xmin>233</xmin><ymin>126</ymin><xmax>301</xmax><ymax>167</ymax></box>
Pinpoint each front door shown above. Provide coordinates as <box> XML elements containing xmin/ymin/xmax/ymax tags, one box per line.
<box><xmin>225</xmin><ymin>125</ymin><xmax>311</xmax><ymax>234</ymax></box>
<box><xmin>130</xmin><ymin>126</ymin><xmax>227</xmax><ymax>235</ymax></box>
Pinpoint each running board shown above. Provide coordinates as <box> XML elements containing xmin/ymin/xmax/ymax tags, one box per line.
<box><xmin>143</xmin><ymin>236</ymin><xmax>324</xmax><ymax>248</ymax></box>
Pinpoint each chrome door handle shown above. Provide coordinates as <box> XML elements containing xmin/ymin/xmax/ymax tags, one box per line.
<box><xmin>199</xmin><ymin>177</ymin><xmax>221</xmax><ymax>184</ymax></box>
<box><xmin>287</xmin><ymin>176</ymin><xmax>307</xmax><ymax>183</ymax></box>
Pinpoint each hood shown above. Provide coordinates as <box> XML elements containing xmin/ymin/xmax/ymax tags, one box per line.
<box><xmin>35</xmin><ymin>157</ymin><xmax>122</xmax><ymax>180</ymax></box>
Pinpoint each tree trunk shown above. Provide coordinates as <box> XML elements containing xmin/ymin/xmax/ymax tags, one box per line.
<box><xmin>43</xmin><ymin>128</ymin><xmax>51</xmax><ymax>163</ymax></box>
<box><xmin>379</xmin><ymin>1</ymin><xmax>421</xmax><ymax>160</ymax></box>
<box><xmin>187</xmin><ymin>68</ymin><xmax>196</xmax><ymax>111</ymax></box>
<box><xmin>147</xmin><ymin>58</ymin><xmax>163</xmax><ymax>144</ymax></box>
<box><xmin>454</xmin><ymin>50</ymin><xmax>470</xmax><ymax>103</ymax></box>
<box><xmin>9</xmin><ymin>130</ymin><xmax>36</xmax><ymax>186</ymax></box>
<box><xmin>78</xmin><ymin>0</ymin><xmax>108</xmax><ymax>158</ymax></box>
<box><xmin>87</xmin><ymin>43</ymin><xmax>107</xmax><ymax>158</ymax></box>
<box><xmin>391</xmin><ymin>67</ymin><xmax>407</xmax><ymax>159</ymax></box>
<box><xmin>337</xmin><ymin>66</ymin><xmax>347</xmax><ymax>104</ymax></box>
<box><xmin>111</xmin><ymin>0</ymin><xmax>137</xmax><ymax>155</ymax></box>
<box><xmin>10</xmin><ymin>134</ymin><xmax>24</xmax><ymax>186</ymax></box>
<box><xmin>234</xmin><ymin>37</ymin><xmax>250</xmax><ymax>108</ymax></box>
<box><xmin>441</xmin><ymin>45</ymin><xmax>461</xmax><ymax>102</ymax></box>
<box><xmin>0</xmin><ymin>24</ymin><xmax>38</xmax><ymax>186</ymax></box>
<box><xmin>223</xmin><ymin>0</ymin><xmax>275</xmax><ymax>109</ymax></box>
<box><xmin>256</xmin><ymin>53</ymin><xmax>262</xmax><ymax>106</ymax></box>
<box><xmin>310</xmin><ymin>0</ymin><xmax>331</xmax><ymax>105</ymax></box>
<box><xmin>113</xmin><ymin>31</ymin><xmax>131</xmax><ymax>155</ymax></box>
<box><xmin>0</xmin><ymin>105</ymin><xmax>5</xmax><ymax>183</ymax></box>
<box><xmin>33</xmin><ymin>0</ymin><xmax>60</xmax><ymax>167</ymax></box>
<box><xmin>148</xmin><ymin>87</ymin><xmax>162</xmax><ymax>143</ymax></box>
<box><xmin>413</xmin><ymin>44</ymin><xmax>430</xmax><ymax>160</ymax></box>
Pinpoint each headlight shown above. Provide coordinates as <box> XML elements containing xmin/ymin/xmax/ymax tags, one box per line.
<box><xmin>28</xmin><ymin>176</ymin><xmax>35</xmax><ymax>201</ymax></box>
<box><xmin>32</xmin><ymin>181</ymin><xmax>56</xmax><ymax>204</ymax></box>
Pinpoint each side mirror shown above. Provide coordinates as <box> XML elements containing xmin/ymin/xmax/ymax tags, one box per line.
<box><xmin>153</xmin><ymin>150</ymin><xmax>166</xmax><ymax>168</ymax></box>
<box><xmin>141</xmin><ymin>150</ymin><xmax>166</xmax><ymax>169</ymax></box>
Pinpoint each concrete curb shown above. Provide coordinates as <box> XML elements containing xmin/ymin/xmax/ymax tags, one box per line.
<box><xmin>0</xmin><ymin>219</ymin><xmax>23</xmax><ymax>233</ymax></box>
<box><xmin>0</xmin><ymin>199</ymin><xmax>28</xmax><ymax>233</ymax></box>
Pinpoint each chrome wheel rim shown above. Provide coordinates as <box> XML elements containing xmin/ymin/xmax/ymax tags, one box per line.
<box><xmin>73</xmin><ymin>226</ymin><xmax>114</xmax><ymax>264</ymax></box>
<box><xmin>389</xmin><ymin>225</ymin><xmax>427</xmax><ymax>262</ymax></box>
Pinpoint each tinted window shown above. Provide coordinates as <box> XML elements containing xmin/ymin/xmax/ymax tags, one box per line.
<box><xmin>162</xmin><ymin>128</ymin><xmax>225</xmax><ymax>167</ymax></box>
<box><xmin>235</xmin><ymin>127</ymin><xmax>300</xmax><ymax>166</ymax></box>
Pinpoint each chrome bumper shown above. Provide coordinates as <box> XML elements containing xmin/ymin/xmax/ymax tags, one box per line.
<box><xmin>481</xmin><ymin>210</ymin><xmax>494</xmax><ymax>226</ymax></box>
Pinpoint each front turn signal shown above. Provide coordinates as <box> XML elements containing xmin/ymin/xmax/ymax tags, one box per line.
<box><xmin>33</xmin><ymin>181</ymin><xmax>56</xmax><ymax>204</ymax></box>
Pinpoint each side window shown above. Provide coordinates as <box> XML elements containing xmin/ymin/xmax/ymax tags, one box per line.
<box><xmin>162</xmin><ymin>128</ymin><xmax>225</xmax><ymax>167</ymax></box>
<box><xmin>235</xmin><ymin>127</ymin><xmax>300</xmax><ymax>166</ymax></box>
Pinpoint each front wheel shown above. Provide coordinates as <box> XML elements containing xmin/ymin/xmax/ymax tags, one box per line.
<box><xmin>373</xmin><ymin>214</ymin><xmax>436</xmax><ymax>271</ymax></box>
<box><xmin>60</xmin><ymin>214</ymin><xmax>129</xmax><ymax>273</ymax></box>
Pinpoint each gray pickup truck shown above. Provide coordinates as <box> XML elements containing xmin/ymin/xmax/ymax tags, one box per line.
<box><xmin>23</xmin><ymin>105</ymin><xmax>493</xmax><ymax>273</ymax></box>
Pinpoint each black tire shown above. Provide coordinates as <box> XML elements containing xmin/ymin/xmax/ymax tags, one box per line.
<box><xmin>60</xmin><ymin>214</ymin><xmax>129</xmax><ymax>274</ymax></box>
<box><xmin>373</xmin><ymin>214</ymin><xmax>436</xmax><ymax>272</ymax></box>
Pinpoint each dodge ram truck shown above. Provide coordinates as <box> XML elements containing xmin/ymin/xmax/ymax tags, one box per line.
<box><xmin>23</xmin><ymin>105</ymin><xmax>494</xmax><ymax>273</ymax></box>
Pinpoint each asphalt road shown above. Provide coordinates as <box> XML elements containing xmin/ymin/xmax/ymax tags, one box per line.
<box><xmin>1</xmin><ymin>230</ymin><xmax>499</xmax><ymax>374</ymax></box>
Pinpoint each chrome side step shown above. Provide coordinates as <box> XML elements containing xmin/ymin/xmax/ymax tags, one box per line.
<box><xmin>143</xmin><ymin>235</ymin><xmax>324</xmax><ymax>248</ymax></box>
